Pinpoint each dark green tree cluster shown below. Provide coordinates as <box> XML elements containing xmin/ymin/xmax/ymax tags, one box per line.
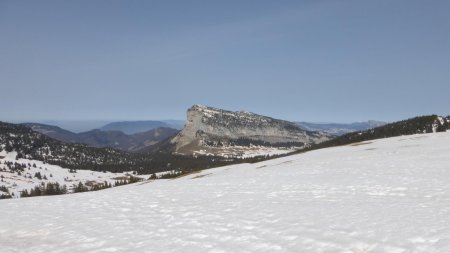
<box><xmin>20</xmin><ymin>182</ymin><xmax>67</xmax><ymax>197</ymax></box>
<box><xmin>440</xmin><ymin>116</ymin><xmax>449</xmax><ymax>131</ymax></box>
<box><xmin>72</xmin><ymin>181</ymin><xmax>114</xmax><ymax>193</ymax></box>
<box><xmin>0</xmin><ymin>185</ymin><xmax>12</xmax><ymax>199</ymax></box>
<box><xmin>2</xmin><ymin>161</ymin><xmax>26</xmax><ymax>173</ymax></box>
<box><xmin>34</xmin><ymin>172</ymin><xmax>42</xmax><ymax>180</ymax></box>
<box><xmin>0</xmin><ymin>194</ymin><xmax>12</xmax><ymax>199</ymax></box>
<box><xmin>90</xmin><ymin>181</ymin><xmax>113</xmax><ymax>191</ymax></box>
<box><xmin>114</xmin><ymin>176</ymin><xmax>143</xmax><ymax>186</ymax></box>
<box><xmin>72</xmin><ymin>182</ymin><xmax>89</xmax><ymax>193</ymax></box>
<box><xmin>156</xmin><ymin>170</ymin><xmax>185</xmax><ymax>179</ymax></box>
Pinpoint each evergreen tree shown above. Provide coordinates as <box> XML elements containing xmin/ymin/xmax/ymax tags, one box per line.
<box><xmin>34</xmin><ymin>172</ymin><xmax>42</xmax><ymax>180</ymax></box>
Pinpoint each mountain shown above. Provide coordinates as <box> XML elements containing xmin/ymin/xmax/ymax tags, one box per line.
<box><xmin>160</xmin><ymin>120</ymin><xmax>185</xmax><ymax>130</ymax></box>
<box><xmin>100</xmin><ymin>120</ymin><xmax>184</xmax><ymax>134</ymax></box>
<box><xmin>168</xmin><ymin>105</ymin><xmax>331</xmax><ymax>157</ymax></box>
<box><xmin>296</xmin><ymin>120</ymin><xmax>386</xmax><ymax>136</ymax></box>
<box><xmin>22</xmin><ymin>123</ymin><xmax>178</xmax><ymax>152</ymax></box>
<box><xmin>76</xmin><ymin>127</ymin><xmax>179</xmax><ymax>152</ymax></box>
<box><xmin>21</xmin><ymin>123</ymin><xmax>81</xmax><ymax>143</ymax></box>
<box><xmin>37</xmin><ymin>120</ymin><xmax>112</xmax><ymax>133</ymax></box>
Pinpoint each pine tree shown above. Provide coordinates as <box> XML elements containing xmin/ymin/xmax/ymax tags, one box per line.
<box><xmin>34</xmin><ymin>172</ymin><xmax>42</xmax><ymax>180</ymax></box>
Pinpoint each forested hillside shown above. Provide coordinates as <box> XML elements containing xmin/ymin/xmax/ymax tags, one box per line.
<box><xmin>0</xmin><ymin>122</ymin><xmax>259</xmax><ymax>174</ymax></box>
<box><xmin>304</xmin><ymin>115</ymin><xmax>448</xmax><ymax>150</ymax></box>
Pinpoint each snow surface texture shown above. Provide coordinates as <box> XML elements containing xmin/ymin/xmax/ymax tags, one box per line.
<box><xmin>1</xmin><ymin>132</ymin><xmax>450</xmax><ymax>252</ymax></box>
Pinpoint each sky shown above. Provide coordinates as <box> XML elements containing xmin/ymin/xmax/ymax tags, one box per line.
<box><xmin>1</xmin><ymin>0</ymin><xmax>449</xmax><ymax>124</ymax></box>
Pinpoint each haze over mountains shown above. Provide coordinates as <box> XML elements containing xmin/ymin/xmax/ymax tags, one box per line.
<box><xmin>22</xmin><ymin>123</ymin><xmax>178</xmax><ymax>152</ymax></box>
<box><xmin>34</xmin><ymin>120</ymin><xmax>184</xmax><ymax>133</ymax></box>
<box><xmin>33</xmin><ymin>118</ymin><xmax>385</xmax><ymax>136</ymax></box>
<box><xmin>20</xmin><ymin>107</ymin><xmax>389</xmax><ymax>155</ymax></box>
<box><xmin>100</xmin><ymin>120</ymin><xmax>184</xmax><ymax>134</ymax></box>
<box><xmin>296</xmin><ymin>120</ymin><xmax>386</xmax><ymax>136</ymax></box>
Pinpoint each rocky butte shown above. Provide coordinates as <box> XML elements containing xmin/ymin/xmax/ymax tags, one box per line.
<box><xmin>170</xmin><ymin>105</ymin><xmax>331</xmax><ymax>157</ymax></box>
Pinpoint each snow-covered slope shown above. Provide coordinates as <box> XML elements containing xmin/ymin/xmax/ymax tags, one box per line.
<box><xmin>0</xmin><ymin>151</ymin><xmax>148</xmax><ymax>197</ymax></box>
<box><xmin>1</xmin><ymin>132</ymin><xmax>450</xmax><ymax>252</ymax></box>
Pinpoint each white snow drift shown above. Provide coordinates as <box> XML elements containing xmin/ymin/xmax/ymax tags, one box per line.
<box><xmin>1</xmin><ymin>132</ymin><xmax>450</xmax><ymax>252</ymax></box>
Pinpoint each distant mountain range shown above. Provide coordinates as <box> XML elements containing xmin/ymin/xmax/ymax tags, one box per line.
<box><xmin>25</xmin><ymin>106</ymin><xmax>390</xmax><ymax>158</ymax></box>
<box><xmin>20</xmin><ymin>117</ymin><xmax>390</xmax><ymax>154</ymax></box>
<box><xmin>33</xmin><ymin>120</ymin><xmax>185</xmax><ymax>133</ymax></box>
<box><xmin>33</xmin><ymin>119</ymin><xmax>386</xmax><ymax>137</ymax></box>
<box><xmin>22</xmin><ymin>123</ymin><xmax>178</xmax><ymax>152</ymax></box>
<box><xmin>296</xmin><ymin>120</ymin><xmax>386</xmax><ymax>136</ymax></box>
<box><xmin>100</xmin><ymin>120</ymin><xmax>184</xmax><ymax>134</ymax></box>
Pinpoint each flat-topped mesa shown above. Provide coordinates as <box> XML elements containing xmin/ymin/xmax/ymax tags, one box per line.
<box><xmin>171</xmin><ymin>105</ymin><xmax>330</xmax><ymax>157</ymax></box>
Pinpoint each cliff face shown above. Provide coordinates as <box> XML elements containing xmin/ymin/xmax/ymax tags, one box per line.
<box><xmin>171</xmin><ymin>105</ymin><xmax>330</xmax><ymax>156</ymax></box>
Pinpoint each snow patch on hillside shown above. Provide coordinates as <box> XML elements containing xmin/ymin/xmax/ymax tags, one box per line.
<box><xmin>0</xmin><ymin>151</ymin><xmax>147</xmax><ymax>197</ymax></box>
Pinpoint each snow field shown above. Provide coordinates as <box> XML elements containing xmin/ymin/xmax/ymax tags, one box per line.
<box><xmin>1</xmin><ymin>132</ymin><xmax>450</xmax><ymax>252</ymax></box>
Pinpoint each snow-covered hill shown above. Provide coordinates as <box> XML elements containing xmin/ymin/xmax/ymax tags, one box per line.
<box><xmin>1</xmin><ymin>131</ymin><xmax>450</xmax><ymax>252</ymax></box>
<box><xmin>0</xmin><ymin>151</ymin><xmax>148</xmax><ymax>198</ymax></box>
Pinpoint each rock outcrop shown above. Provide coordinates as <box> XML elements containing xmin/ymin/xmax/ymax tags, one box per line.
<box><xmin>171</xmin><ymin>105</ymin><xmax>330</xmax><ymax>157</ymax></box>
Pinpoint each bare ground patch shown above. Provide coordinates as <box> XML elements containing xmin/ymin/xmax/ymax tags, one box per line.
<box><xmin>191</xmin><ymin>173</ymin><xmax>212</xmax><ymax>179</ymax></box>
<box><xmin>350</xmin><ymin>141</ymin><xmax>373</xmax><ymax>146</ymax></box>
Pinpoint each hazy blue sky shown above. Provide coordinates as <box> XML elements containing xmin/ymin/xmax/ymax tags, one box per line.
<box><xmin>1</xmin><ymin>0</ymin><xmax>449</xmax><ymax>123</ymax></box>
